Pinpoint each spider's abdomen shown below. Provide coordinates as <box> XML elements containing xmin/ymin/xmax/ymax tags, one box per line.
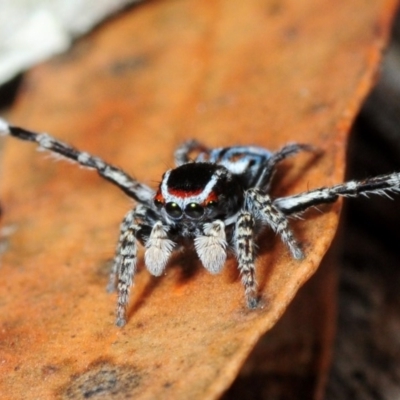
<box><xmin>196</xmin><ymin>145</ymin><xmax>272</xmax><ymax>188</ymax></box>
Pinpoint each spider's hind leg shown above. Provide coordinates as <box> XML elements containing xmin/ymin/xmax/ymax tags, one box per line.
<box><xmin>0</xmin><ymin>120</ymin><xmax>155</xmax><ymax>204</ymax></box>
<box><xmin>256</xmin><ymin>143</ymin><xmax>317</xmax><ymax>190</ymax></box>
<box><xmin>174</xmin><ymin>139</ymin><xmax>209</xmax><ymax>166</ymax></box>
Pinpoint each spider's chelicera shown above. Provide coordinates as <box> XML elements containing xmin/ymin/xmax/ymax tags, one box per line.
<box><xmin>1</xmin><ymin>118</ymin><xmax>400</xmax><ymax>326</ymax></box>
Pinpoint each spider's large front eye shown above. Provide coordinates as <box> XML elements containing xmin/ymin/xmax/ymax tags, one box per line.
<box><xmin>185</xmin><ymin>203</ymin><xmax>204</xmax><ymax>219</ymax></box>
<box><xmin>165</xmin><ymin>202</ymin><xmax>183</xmax><ymax>218</ymax></box>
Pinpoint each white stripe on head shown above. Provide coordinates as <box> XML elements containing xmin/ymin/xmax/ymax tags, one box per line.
<box><xmin>160</xmin><ymin>168</ymin><xmax>225</xmax><ymax>207</ymax></box>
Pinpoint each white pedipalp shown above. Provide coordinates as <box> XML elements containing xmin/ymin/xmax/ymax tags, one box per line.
<box><xmin>145</xmin><ymin>221</ymin><xmax>175</xmax><ymax>276</ymax></box>
<box><xmin>194</xmin><ymin>220</ymin><xmax>227</xmax><ymax>274</ymax></box>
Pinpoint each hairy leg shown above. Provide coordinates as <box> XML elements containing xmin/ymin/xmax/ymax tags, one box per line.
<box><xmin>174</xmin><ymin>139</ymin><xmax>209</xmax><ymax>166</ymax></box>
<box><xmin>235</xmin><ymin>211</ymin><xmax>258</xmax><ymax>308</ymax></box>
<box><xmin>274</xmin><ymin>172</ymin><xmax>400</xmax><ymax>216</ymax></box>
<box><xmin>0</xmin><ymin>119</ymin><xmax>154</xmax><ymax>203</ymax></box>
<box><xmin>110</xmin><ymin>206</ymin><xmax>152</xmax><ymax>327</ymax></box>
<box><xmin>246</xmin><ymin>189</ymin><xmax>304</xmax><ymax>260</ymax></box>
<box><xmin>115</xmin><ymin>225</ymin><xmax>138</xmax><ymax>327</ymax></box>
<box><xmin>255</xmin><ymin>143</ymin><xmax>316</xmax><ymax>190</ymax></box>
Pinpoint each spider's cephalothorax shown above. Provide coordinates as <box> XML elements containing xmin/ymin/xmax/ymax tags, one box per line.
<box><xmin>154</xmin><ymin>163</ymin><xmax>244</xmax><ymax>232</ymax></box>
<box><xmin>2</xmin><ymin>120</ymin><xmax>400</xmax><ymax>327</ymax></box>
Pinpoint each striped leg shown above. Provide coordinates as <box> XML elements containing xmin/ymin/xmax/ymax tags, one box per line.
<box><xmin>110</xmin><ymin>205</ymin><xmax>156</xmax><ymax>326</ymax></box>
<box><xmin>108</xmin><ymin>209</ymin><xmax>137</xmax><ymax>293</ymax></box>
<box><xmin>0</xmin><ymin>119</ymin><xmax>154</xmax><ymax>204</ymax></box>
<box><xmin>109</xmin><ymin>206</ymin><xmax>149</xmax><ymax>326</ymax></box>
<box><xmin>246</xmin><ymin>189</ymin><xmax>304</xmax><ymax>260</ymax></box>
<box><xmin>174</xmin><ymin>139</ymin><xmax>209</xmax><ymax>166</ymax></box>
<box><xmin>255</xmin><ymin>143</ymin><xmax>315</xmax><ymax>190</ymax></box>
<box><xmin>116</xmin><ymin>225</ymin><xmax>138</xmax><ymax>327</ymax></box>
<box><xmin>235</xmin><ymin>212</ymin><xmax>258</xmax><ymax>308</ymax></box>
<box><xmin>274</xmin><ymin>172</ymin><xmax>400</xmax><ymax>216</ymax></box>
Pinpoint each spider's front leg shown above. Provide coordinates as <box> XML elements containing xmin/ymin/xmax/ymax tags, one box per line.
<box><xmin>235</xmin><ymin>189</ymin><xmax>305</xmax><ymax>309</ymax></box>
<box><xmin>0</xmin><ymin>119</ymin><xmax>155</xmax><ymax>204</ymax></box>
<box><xmin>108</xmin><ymin>206</ymin><xmax>149</xmax><ymax>293</ymax></box>
<box><xmin>110</xmin><ymin>205</ymin><xmax>155</xmax><ymax>327</ymax></box>
<box><xmin>114</xmin><ymin>219</ymin><xmax>139</xmax><ymax>327</ymax></box>
<box><xmin>234</xmin><ymin>211</ymin><xmax>259</xmax><ymax>308</ymax></box>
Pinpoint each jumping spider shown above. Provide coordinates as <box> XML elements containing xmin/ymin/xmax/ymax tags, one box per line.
<box><xmin>1</xmin><ymin>118</ymin><xmax>399</xmax><ymax>326</ymax></box>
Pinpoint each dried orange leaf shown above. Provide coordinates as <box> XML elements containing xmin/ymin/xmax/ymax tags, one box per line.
<box><xmin>224</xmin><ymin>248</ymin><xmax>338</xmax><ymax>399</ymax></box>
<box><xmin>0</xmin><ymin>0</ymin><xmax>397</xmax><ymax>398</ymax></box>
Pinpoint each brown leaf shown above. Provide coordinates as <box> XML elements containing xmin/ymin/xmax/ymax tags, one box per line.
<box><xmin>223</xmin><ymin>246</ymin><xmax>338</xmax><ymax>400</ymax></box>
<box><xmin>0</xmin><ymin>0</ymin><xmax>397</xmax><ymax>398</ymax></box>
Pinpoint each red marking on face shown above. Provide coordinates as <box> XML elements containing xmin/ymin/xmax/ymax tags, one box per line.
<box><xmin>167</xmin><ymin>188</ymin><xmax>203</xmax><ymax>198</ymax></box>
<box><xmin>154</xmin><ymin>190</ymin><xmax>165</xmax><ymax>204</ymax></box>
<box><xmin>204</xmin><ymin>191</ymin><xmax>218</xmax><ymax>205</ymax></box>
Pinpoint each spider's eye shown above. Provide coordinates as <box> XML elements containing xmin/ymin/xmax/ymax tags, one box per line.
<box><xmin>185</xmin><ymin>203</ymin><xmax>204</xmax><ymax>219</ymax></box>
<box><xmin>206</xmin><ymin>200</ymin><xmax>218</xmax><ymax>209</ymax></box>
<box><xmin>165</xmin><ymin>202</ymin><xmax>183</xmax><ymax>218</ymax></box>
<box><xmin>154</xmin><ymin>198</ymin><xmax>163</xmax><ymax>208</ymax></box>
